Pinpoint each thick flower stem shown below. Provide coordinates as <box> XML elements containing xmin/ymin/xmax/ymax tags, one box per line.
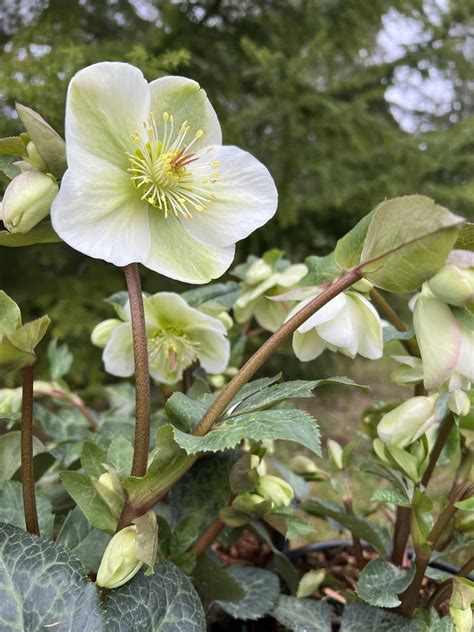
<box><xmin>369</xmin><ymin>288</ymin><xmax>419</xmax><ymax>357</ymax></box>
<box><xmin>123</xmin><ymin>263</ymin><xmax>150</xmax><ymax>478</ymax></box>
<box><xmin>191</xmin><ymin>517</ymin><xmax>226</xmax><ymax>556</ymax></box>
<box><xmin>193</xmin><ymin>268</ymin><xmax>363</xmax><ymax>437</ymax></box>
<box><xmin>21</xmin><ymin>364</ymin><xmax>40</xmax><ymax>536</ymax></box>
<box><xmin>392</xmin><ymin>507</ymin><xmax>411</xmax><ymax>566</ymax></box>
<box><xmin>421</xmin><ymin>414</ymin><xmax>455</xmax><ymax>488</ymax></box>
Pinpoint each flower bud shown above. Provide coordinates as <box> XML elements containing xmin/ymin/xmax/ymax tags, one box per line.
<box><xmin>91</xmin><ymin>319</ymin><xmax>121</xmax><ymax>348</ymax></box>
<box><xmin>327</xmin><ymin>439</ymin><xmax>344</xmax><ymax>470</ymax></box>
<box><xmin>449</xmin><ymin>605</ymin><xmax>472</xmax><ymax>632</ymax></box>
<box><xmin>232</xmin><ymin>492</ymin><xmax>271</xmax><ymax>517</ymax></box>
<box><xmin>449</xmin><ymin>577</ymin><xmax>474</xmax><ymax>632</ymax></box>
<box><xmin>96</xmin><ymin>526</ymin><xmax>143</xmax><ymax>588</ymax></box>
<box><xmin>290</xmin><ymin>455</ymin><xmax>318</xmax><ymax>476</ymax></box>
<box><xmin>428</xmin><ymin>264</ymin><xmax>474</xmax><ymax>307</ymax></box>
<box><xmin>296</xmin><ymin>569</ymin><xmax>325</xmax><ymax>598</ymax></box>
<box><xmin>377</xmin><ymin>396</ymin><xmax>437</xmax><ymax>448</ymax></box>
<box><xmin>449</xmin><ymin>390</ymin><xmax>471</xmax><ymax>417</ymax></box>
<box><xmin>93</xmin><ymin>469</ymin><xmax>125</xmax><ymax>518</ymax></box>
<box><xmin>256</xmin><ymin>475</ymin><xmax>294</xmax><ymax>508</ymax></box>
<box><xmin>2</xmin><ymin>171</ymin><xmax>58</xmax><ymax>233</ymax></box>
<box><xmin>25</xmin><ymin>141</ymin><xmax>48</xmax><ymax>172</ymax></box>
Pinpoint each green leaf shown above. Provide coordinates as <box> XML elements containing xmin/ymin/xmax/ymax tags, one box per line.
<box><xmin>302</xmin><ymin>499</ymin><xmax>390</xmax><ymax>556</ymax></box>
<box><xmin>454</xmin><ymin>222</ymin><xmax>474</xmax><ymax>251</ymax></box>
<box><xmin>165</xmin><ymin>392</ymin><xmax>207</xmax><ymax>431</ymax></box>
<box><xmin>271</xmin><ymin>596</ymin><xmax>332</xmax><ymax>632</ymax></box>
<box><xmin>122</xmin><ymin>425</ymin><xmax>194</xmax><ymax>507</ymax></box>
<box><xmin>170</xmin><ymin>453</ymin><xmax>233</xmax><ymax>530</ymax></box>
<box><xmin>0</xmin><ymin>222</ymin><xmax>61</xmax><ymax>247</ymax></box>
<box><xmin>454</xmin><ymin>496</ymin><xmax>474</xmax><ymax>511</ymax></box>
<box><xmin>359</xmin><ymin>461</ymin><xmax>409</xmax><ymax>497</ymax></box>
<box><xmin>47</xmin><ymin>339</ymin><xmax>73</xmax><ymax>380</ymax></box>
<box><xmin>226</xmin><ymin>380</ymin><xmax>319</xmax><ymax>416</ymax></box>
<box><xmin>0</xmin><ymin>481</ymin><xmax>54</xmax><ymax>538</ymax></box>
<box><xmin>60</xmin><ymin>471</ymin><xmax>118</xmax><ymax>534</ymax></box>
<box><xmin>340</xmin><ymin>604</ymin><xmax>418</xmax><ymax>631</ymax></box>
<box><xmin>7</xmin><ymin>315</ymin><xmax>50</xmax><ymax>353</ymax></box>
<box><xmin>265</xmin><ymin>512</ymin><xmax>315</xmax><ymax>539</ymax></box>
<box><xmin>81</xmin><ymin>441</ymin><xmax>108</xmax><ymax>478</ymax></box>
<box><xmin>370</xmin><ymin>489</ymin><xmax>411</xmax><ymax>508</ymax></box>
<box><xmin>104</xmin><ymin>561</ymin><xmax>205</xmax><ymax>631</ymax></box>
<box><xmin>181</xmin><ymin>281</ymin><xmax>241</xmax><ymax>310</ymax></box>
<box><xmin>192</xmin><ymin>555</ymin><xmax>245</xmax><ymax>609</ymax></box>
<box><xmin>0</xmin><ymin>290</ymin><xmax>22</xmax><ymax>333</ymax></box>
<box><xmin>215</xmin><ymin>566</ymin><xmax>280</xmax><ymax>621</ymax></box>
<box><xmin>107</xmin><ymin>435</ymin><xmax>134</xmax><ymax>479</ymax></box>
<box><xmin>356</xmin><ymin>558</ymin><xmax>416</xmax><ymax>607</ymax></box>
<box><xmin>169</xmin><ymin>514</ymin><xmax>201</xmax><ymax>560</ymax></box>
<box><xmin>0</xmin><ymin>136</ymin><xmax>25</xmax><ymax>155</ymax></box>
<box><xmin>173</xmin><ymin>409</ymin><xmax>321</xmax><ymax>456</ymax></box>
<box><xmin>0</xmin><ymin>154</ymin><xmax>20</xmax><ymax>178</ymax></box>
<box><xmin>0</xmin><ymin>431</ymin><xmax>46</xmax><ymax>488</ymax></box>
<box><xmin>335</xmin><ymin>209</ymin><xmax>375</xmax><ymax>269</ymax></box>
<box><xmin>0</xmin><ymin>522</ymin><xmax>103</xmax><ymax>631</ymax></box>
<box><xmin>16</xmin><ymin>103</ymin><xmax>67</xmax><ymax>177</ymax></box>
<box><xmin>303</xmin><ymin>252</ymin><xmax>342</xmax><ymax>286</ymax></box>
<box><xmin>56</xmin><ymin>506</ymin><xmax>111</xmax><ymax>573</ymax></box>
<box><xmin>360</xmin><ymin>196</ymin><xmax>463</xmax><ymax>292</ymax></box>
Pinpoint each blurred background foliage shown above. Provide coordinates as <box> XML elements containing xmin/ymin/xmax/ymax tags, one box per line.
<box><xmin>1</xmin><ymin>0</ymin><xmax>474</xmax><ymax>385</ymax></box>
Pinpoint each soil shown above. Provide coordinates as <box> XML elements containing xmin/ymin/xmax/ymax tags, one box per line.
<box><xmin>213</xmin><ymin>532</ymin><xmax>451</xmax><ymax>631</ymax></box>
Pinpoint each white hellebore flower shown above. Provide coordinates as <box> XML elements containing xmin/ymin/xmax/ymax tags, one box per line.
<box><xmin>377</xmin><ymin>395</ymin><xmax>438</xmax><ymax>448</ymax></box>
<box><xmin>413</xmin><ymin>285</ymin><xmax>474</xmax><ymax>392</ymax></box>
<box><xmin>1</xmin><ymin>171</ymin><xmax>58</xmax><ymax>233</ymax></box>
<box><xmin>288</xmin><ymin>290</ymin><xmax>383</xmax><ymax>361</ymax></box>
<box><xmin>93</xmin><ymin>292</ymin><xmax>230</xmax><ymax>384</ymax></box>
<box><xmin>51</xmin><ymin>62</ymin><xmax>278</xmax><ymax>283</ymax></box>
<box><xmin>428</xmin><ymin>263</ymin><xmax>474</xmax><ymax>308</ymax></box>
<box><xmin>234</xmin><ymin>256</ymin><xmax>308</xmax><ymax>332</ymax></box>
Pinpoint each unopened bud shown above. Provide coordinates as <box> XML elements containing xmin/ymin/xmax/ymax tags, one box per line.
<box><xmin>91</xmin><ymin>319</ymin><xmax>121</xmax><ymax>349</ymax></box>
<box><xmin>296</xmin><ymin>569</ymin><xmax>325</xmax><ymax>598</ymax></box>
<box><xmin>232</xmin><ymin>492</ymin><xmax>271</xmax><ymax>517</ymax></box>
<box><xmin>96</xmin><ymin>526</ymin><xmax>143</xmax><ymax>588</ymax></box>
<box><xmin>377</xmin><ymin>396</ymin><xmax>437</xmax><ymax>448</ymax></box>
<box><xmin>428</xmin><ymin>264</ymin><xmax>474</xmax><ymax>307</ymax></box>
<box><xmin>245</xmin><ymin>259</ymin><xmax>272</xmax><ymax>285</ymax></box>
<box><xmin>2</xmin><ymin>171</ymin><xmax>58</xmax><ymax>233</ymax></box>
<box><xmin>449</xmin><ymin>390</ymin><xmax>471</xmax><ymax>417</ymax></box>
<box><xmin>256</xmin><ymin>475</ymin><xmax>294</xmax><ymax>508</ymax></box>
<box><xmin>290</xmin><ymin>455</ymin><xmax>318</xmax><ymax>476</ymax></box>
<box><xmin>93</xmin><ymin>470</ymin><xmax>124</xmax><ymax>518</ymax></box>
<box><xmin>25</xmin><ymin>141</ymin><xmax>48</xmax><ymax>172</ymax></box>
<box><xmin>327</xmin><ymin>439</ymin><xmax>344</xmax><ymax>470</ymax></box>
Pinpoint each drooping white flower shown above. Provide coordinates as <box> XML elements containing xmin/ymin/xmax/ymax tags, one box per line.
<box><xmin>428</xmin><ymin>263</ymin><xmax>474</xmax><ymax>307</ymax></box>
<box><xmin>413</xmin><ymin>285</ymin><xmax>474</xmax><ymax>392</ymax></box>
<box><xmin>233</xmin><ymin>254</ymin><xmax>308</xmax><ymax>332</ymax></box>
<box><xmin>288</xmin><ymin>290</ymin><xmax>383</xmax><ymax>362</ymax></box>
<box><xmin>51</xmin><ymin>62</ymin><xmax>278</xmax><ymax>283</ymax></box>
<box><xmin>377</xmin><ymin>395</ymin><xmax>438</xmax><ymax>448</ymax></box>
<box><xmin>92</xmin><ymin>291</ymin><xmax>230</xmax><ymax>384</ymax></box>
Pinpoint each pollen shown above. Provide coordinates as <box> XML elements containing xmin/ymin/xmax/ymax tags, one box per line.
<box><xmin>126</xmin><ymin>112</ymin><xmax>219</xmax><ymax>219</ymax></box>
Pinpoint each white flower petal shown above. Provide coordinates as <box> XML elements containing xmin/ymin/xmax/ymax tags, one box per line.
<box><xmin>254</xmin><ymin>299</ymin><xmax>287</xmax><ymax>332</ymax></box>
<box><xmin>145</xmin><ymin>212</ymin><xmax>235</xmax><ymax>283</ymax></box>
<box><xmin>103</xmin><ymin>323</ymin><xmax>134</xmax><ymax>377</ymax></box>
<box><xmin>277</xmin><ymin>264</ymin><xmax>308</xmax><ymax>288</ymax></box>
<box><xmin>457</xmin><ymin>324</ymin><xmax>474</xmax><ymax>381</ymax></box>
<box><xmin>182</xmin><ymin>145</ymin><xmax>278</xmax><ymax>248</ymax></box>
<box><xmin>346</xmin><ymin>292</ymin><xmax>383</xmax><ymax>360</ymax></box>
<box><xmin>65</xmin><ymin>62</ymin><xmax>150</xmax><ymax>170</ymax></box>
<box><xmin>51</xmin><ymin>160</ymin><xmax>151</xmax><ymax>267</ymax></box>
<box><xmin>292</xmin><ymin>293</ymin><xmax>347</xmax><ymax>333</ymax></box>
<box><xmin>149</xmin><ymin>76</ymin><xmax>221</xmax><ymax>150</ymax></box>
<box><xmin>292</xmin><ymin>329</ymin><xmax>326</xmax><ymax>361</ymax></box>
<box><xmin>235</xmin><ymin>274</ymin><xmax>280</xmax><ymax>308</ymax></box>
<box><xmin>316</xmin><ymin>302</ymin><xmax>356</xmax><ymax>352</ymax></box>
<box><xmin>194</xmin><ymin>328</ymin><xmax>230</xmax><ymax>374</ymax></box>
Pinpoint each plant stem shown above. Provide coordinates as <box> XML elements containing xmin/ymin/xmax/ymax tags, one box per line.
<box><xmin>369</xmin><ymin>289</ymin><xmax>419</xmax><ymax>356</ymax></box>
<box><xmin>193</xmin><ymin>268</ymin><xmax>362</xmax><ymax>437</ymax></box>
<box><xmin>392</xmin><ymin>506</ymin><xmax>411</xmax><ymax>566</ymax></box>
<box><xmin>21</xmin><ymin>364</ymin><xmax>40</xmax><ymax>536</ymax></box>
<box><xmin>421</xmin><ymin>414</ymin><xmax>455</xmax><ymax>489</ymax></box>
<box><xmin>123</xmin><ymin>263</ymin><xmax>150</xmax><ymax>478</ymax></box>
<box><xmin>191</xmin><ymin>517</ymin><xmax>226</xmax><ymax>556</ymax></box>
<box><xmin>426</xmin><ymin>557</ymin><xmax>474</xmax><ymax>610</ymax></box>
<box><xmin>397</xmin><ymin>481</ymin><xmax>473</xmax><ymax>618</ymax></box>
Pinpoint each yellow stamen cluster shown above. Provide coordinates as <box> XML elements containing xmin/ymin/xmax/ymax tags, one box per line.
<box><xmin>148</xmin><ymin>329</ymin><xmax>200</xmax><ymax>374</ymax></box>
<box><xmin>127</xmin><ymin>112</ymin><xmax>220</xmax><ymax>219</ymax></box>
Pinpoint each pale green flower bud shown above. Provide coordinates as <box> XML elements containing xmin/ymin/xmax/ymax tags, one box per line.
<box><xmin>93</xmin><ymin>469</ymin><xmax>125</xmax><ymax>518</ymax></box>
<box><xmin>245</xmin><ymin>259</ymin><xmax>272</xmax><ymax>285</ymax></box>
<box><xmin>377</xmin><ymin>396</ymin><xmax>437</xmax><ymax>448</ymax></box>
<box><xmin>91</xmin><ymin>319</ymin><xmax>121</xmax><ymax>348</ymax></box>
<box><xmin>215</xmin><ymin>311</ymin><xmax>233</xmax><ymax>330</ymax></box>
<box><xmin>428</xmin><ymin>264</ymin><xmax>474</xmax><ymax>307</ymax></box>
<box><xmin>290</xmin><ymin>455</ymin><xmax>318</xmax><ymax>476</ymax></box>
<box><xmin>25</xmin><ymin>141</ymin><xmax>48</xmax><ymax>172</ymax></box>
<box><xmin>449</xmin><ymin>390</ymin><xmax>471</xmax><ymax>416</ymax></box>
<box><xmin>256</xmin><ymin>475</ymin><xmax>294</xmax><ymax>508</ymax></box>
<box><xmin>327</xmin><ymin>439</ymin><xmax>344</xmax><ymax>470</ymax></box>
<box><xmin>2</xmin><ymin>171</ymin><xmax>58</xmax><ymax>233</ymax></box>
<box><xmin>232</xmin><ymin>492</ymin><xmax>270</xmax><ymax>516</ymax></box>
<box><xmin>296</xmin><ymin>569</ymin><xmax>325</xmax><ymax>598</ymax></box>
<box><xmin>96</xmin><ymin>525</ymin><xmax>143</xmax><ymax>589</ymax></box>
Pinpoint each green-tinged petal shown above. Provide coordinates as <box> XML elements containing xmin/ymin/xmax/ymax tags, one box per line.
<box><xmin>144</xmin><ymin>292</ymin><xmax>212</xmax><ymax>330</ymax></box>
<box><xmin>235</xmin><ymin>274</ymin><xmax>280</xmax><ymax>308</ymax></box>
<box><xmin>289</xmin><ymin>292</ymin><xmax>346</xmax><ymax>334</ymax></box>
<box><xmin>254</xmin><ymin>298</ymin><xmax>287</xmax><ymax>332</ymax></box>
<box><xmin>188</xmin><ymin>326</ymin><xmax>230</xmax><ymax>374</ymax></box>
<box><xmin>65</xmin><ymin>62</ymin><xmax>150</xmax><ymax>170</ymax></box>
<box><xmin>182</xmin><ymin>145</ymin><xmax>278</xmax><ymax>248</ymax></box>
<box><xmin>292</xmin><ymin>329</ymin><xmax>326</xmax><ymax>361</ymax></box>
<box><xmin>233</xmin><ymin>300</ymin><xmax>256</xmax><ymax>325</ymax></box>
<box><xmin>51</xmin><ymin>160</ymin><xmax>151</xmax><ymax>268</ymax></box>
<box><xmin>277</xmin><ymin>264</ymin><xmax>308</xmax><ymax>287</ymax></box>
<box><xmin>145</xmin><ymin>211</ymin><xmax>235</xmax><ymax>283</ymax></box>
<box><xmin>458</xmin><ymin>324</ymin><xmax>474</xmax><ymax>382</ymax></box>
<box><xmin>316</xmin><ymin>301</ymin><xmax>356</xmax><ymax>354</ymax></box>
<box><xmin>149</xmin><ymin>76</ymin><xmax>221</xmax><ymax>150</ymax></box>
<box><xmin>91</xmin><ymin>319</ymin><xmax>122</xmax><ymax>349</ymax></box>
<box><xmin>345</xmin><ymin>292</ymin><xmax>383</xmax><ymax>360</ymax></box>
<box><xmin>103</xmin><ymin>322</ymin><xmax>134</xmax><ymax>377</ymax></box>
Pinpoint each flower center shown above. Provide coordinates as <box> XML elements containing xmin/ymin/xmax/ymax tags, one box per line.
<box><xmin>148</xmin><ymin>329</ymin><xmax>200</xmax><ymax>375</ymax></box>
<box><xmin>127</xmin><ymin>113</ymin><xmax>220</xmax><ymax>219</ymax></box>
